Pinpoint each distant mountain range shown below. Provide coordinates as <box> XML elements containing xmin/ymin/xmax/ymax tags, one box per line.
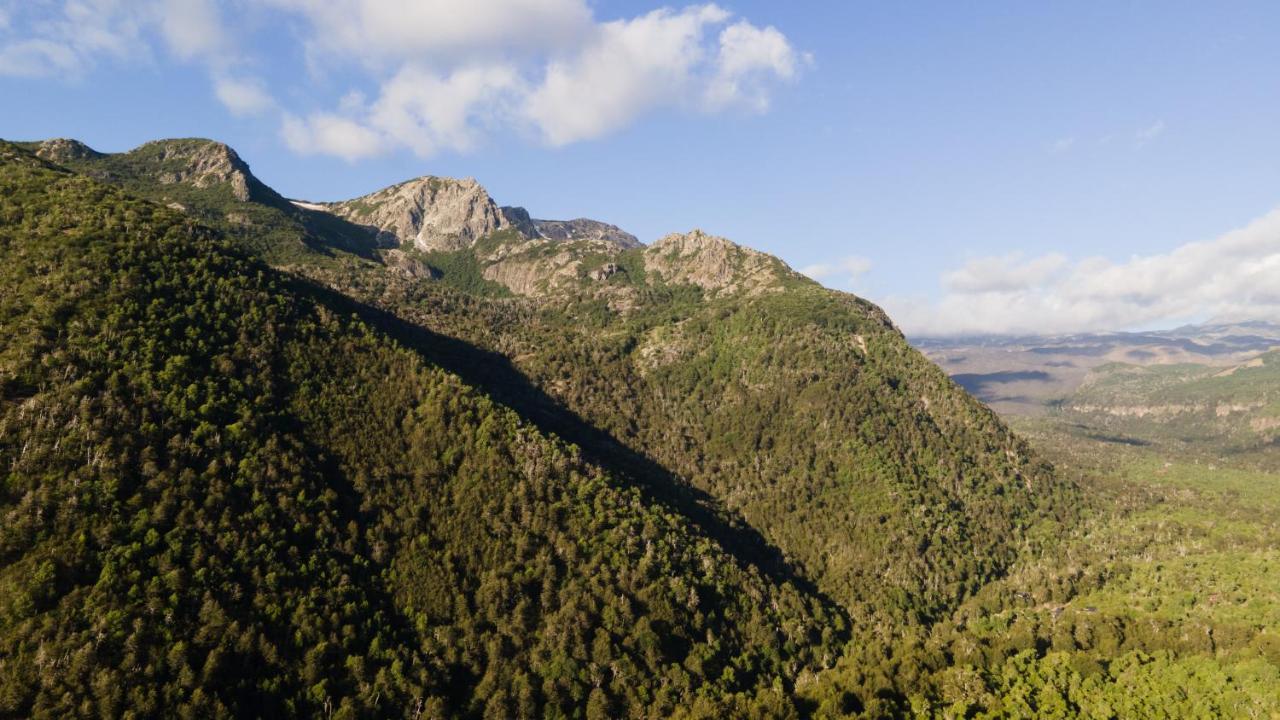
<box><xmin>917</xmin><ymin>321</ymin><xmax>1280</xmax><ymax>413</ymax></box>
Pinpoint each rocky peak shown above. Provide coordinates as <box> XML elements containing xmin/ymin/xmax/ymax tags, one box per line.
<box><xmin>323</xmin><ymin>175</ymin><xmax>536</xmax><ymax>252</ymax></box>
<box><xmin>35</xmin><ymin>138</ymin><xmax>103</xmax><ymax>164</ymax></box>
<box><xmin>129</xmin><ymin>139</ymin><xmax>262</xmax><ymax>202</ymax></box>
<box><xmin>499</xmin><ymin>205</ymin><xmax>540</xmax><ymax>239</ymax></box>
<box><xmin>533</xmin><ymin>218</ymin><xmax>641</xmax><ymax>250</ymax></box>
<box><xmin>641</xmin><ymin>229</ymin><xmax>796</xmax><ymax>296</ymax></box>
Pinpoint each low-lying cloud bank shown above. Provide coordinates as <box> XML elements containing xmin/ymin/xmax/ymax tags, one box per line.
<box><xmin>881</xmin><ymin>208</ymin><xmax>1280</xmax><ymax>337</ymax></box>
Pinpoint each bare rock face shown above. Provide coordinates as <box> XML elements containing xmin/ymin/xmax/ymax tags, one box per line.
<box><xmin>324</xmin><ymin>177</ymin><xmax>536</xmax><ymax>252</ymax></box>
<box><xmin>533</xmin><ymin>218</ymin><xmax>641</xmax><ymax>250</ymax></box>
<box><xmin>481</xmin><ymin>247</ymin><xmax>585</xmax><ymax>295</ymax></box>
<box><xmin>35</xmin><ymin>138</ymin><xmax>103</xmax><ymax>164</ymax></box>
<box><xmin>33</xmin><ymin>138</ymin><xmax>278</xmax><ymax>206</ymax></box>
<box><xmin>383</xmin><ymin>248</ymin><xmax>438</xmax><ymax>280</ymax></box>
<box><xmin>642</xmin><ymin>229</ymin><xmax>795</xmax><ymax>296</ymax></box>
<box><xmin>499</xmin><ymin>205</ymin><xmax>540</xmax><ymax>239</ymax></box>
<box><xmin>134</xmin><ymin>139</ymin><xmax>259</xmax><ymax>201</ymax></box>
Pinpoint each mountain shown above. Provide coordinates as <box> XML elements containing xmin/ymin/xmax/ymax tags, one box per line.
<box><xmin>0</xmin><ymin>142</ymin><xmax>850</xmax><ymax>718</ymax></box>
<box><xmin>532</xmin><ymin>218</ymin><xmax>641</xmax><ymax>249</ymax></box>
<box><xmin>1</xmin><ymin>138</ymin><xmax>1078</xmax><ymax>716</ymax></box>
<box><xmin>918</xmin><ymin>322</ymin><xmax>1280</xmax><ymax>416</ymax></box>
<box><xmin>1059</xmin><ymin>350</ymin><xmax>1280</xmax><ymax>459</ymax></box>
<box><xmin>312</xmin><ymin>175</ymin><xmax>538</xmax><ymax>251</ymax></box>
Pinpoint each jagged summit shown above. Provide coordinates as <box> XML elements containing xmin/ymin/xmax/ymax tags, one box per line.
<box><xmin>35</xmin><ymin>138</ymin><xmax>103</xmax><ymax>163</ymax></box>
<box><xmin>317</xmin><ymin>173</ymin><xmax>645</xmax><ymax>254</ymax></box>
<box><xmin>533</xmin><ymin>218</ymin><xmax>642</xmax><ymax>249</ymax></box>
<box><xmin>318</xmin><ymin>174</ymin><xmax>536</xmax><ymax>251</ymax></box>
<box><xmin>20</xmin><ymin>136</ymin><xmax>809</xmax><ymax>301</ymax></box>
<box><xmin>643</xmin><ymin>229</ymin><xmax>806</xmax><ymax>296</ymax></box>
<box><xmin>128</xmin><ymin>138</ymin><xmax>264</xmax><ymax>202</ymax></box>
<box><xmin>30</xmin><ymin>137</ymin><xmax>280</xmax><ymax>205</ymax></box>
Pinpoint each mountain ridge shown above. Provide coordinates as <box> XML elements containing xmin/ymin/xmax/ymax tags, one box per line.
<box><xmin>2</xmin><ymin>136</ymin><xmax>1079</xmax><ymax>716</ymax></box>
<box><xmin>0</xmin><ymin>140</ymin><xmax>850</xmax><ymax>718</ymax></box>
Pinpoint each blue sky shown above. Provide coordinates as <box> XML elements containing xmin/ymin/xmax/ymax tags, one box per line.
<box><xmin>4</xmin><ymin>1</ymin><xmax>1280</xmax><ymax>335</ymax></box>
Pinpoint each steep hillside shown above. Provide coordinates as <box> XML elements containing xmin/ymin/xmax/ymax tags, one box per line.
<box><xmin>0</xmin><ymin>143</ymin><xmax>850</xmax><ymax>718</ymax></box>
<box><xmin>266</xmin><ymin>162</ymin><xmax>1074</xmax><ymax>630</ymax></box>
<box><xmin>23</xmin><ymin>137</ymin><xmax>373</xmax><ymax>263</ymax></box>
<box><xmin>10</xmin><ymin>137</ymin><xmax>1083</xmax><ymax>715</ymax></box>
<box><xmin>90</xmin><ymin>138</ymin><xmax>1071</xmax><ymax>618</ymax></box>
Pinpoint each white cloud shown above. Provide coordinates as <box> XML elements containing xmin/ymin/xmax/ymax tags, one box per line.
<box><xmin>942</xmin><ymin>252</ymin><xmax>1068</xmax><ymax>293</ymax></box>
<box><xmin>282</xmin><ymin>112</ymin><xmax>387</xmax><ymax>161</ymax></box>
<box><xmin>524</xmin><ymin>5</ymin><xmax>729</xmax><ymax>146</ymax></box>
<box><xmin>0</xmin><ymin>0</ymin><xmax>241</xmax><ymax>106</ymax></box>
<box><xmin>369</xmin><ymin>63</ymin><xmax>520</xmax><ymax>156</ymax></box>
<box><xmin>0</xmin><ymin>0</ymin><xmax>149</xmax><ymax>77</ymax></box>
<box><xmin>802</xmin><ymin>255</ymin><xmax>873</xmax><ymax>287</ymax></box>
<box><xmin>891</xmin><ymin>208</ymin><xmax>1280</xmax><ymax>337</ymax></box>
<box><xmin>276</xmin><ymin>2</ymin><xmax>806</xmax><ymax>157</ymax></box>
<box><xmin>262</xmin><ymin>0</ymin><xmax>594</xmax><ymax>66</ymax></box>
<box><xmin>280</xmin><ymin>62</ymin><xmax>520</xmax><ymax>160</ymax></box>
<box><xmin>0</xmin><ymin>38</ymin><xmax>81</xmax><ymax>77</ymax></box>
<box><xmin>2</xmin><ymin>1</ymin><xmax>806</xmax><ymax>158</ymax></box>
<box><xmin>215</xmin><ymin>76</ymin><xmax>275</xmax><ymax>116</ymax></box>
<box><xmin>706</xmin><ymin>20</ymin><xmax>808</xmax><ymax>111</ymax></box>
<box><xmin>157</xmin><ymin>0</ymin><xmax>226</xmax><ymax>62</ymax></box>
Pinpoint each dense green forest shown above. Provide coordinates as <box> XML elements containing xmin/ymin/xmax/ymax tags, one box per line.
<box><xmin>0</xmin><ymin>144</ymin><xmax>844</xmax><ymax>717</ymax></box>
<box><xmin>3</xmin><ymin>138</ymin><xmax>1278</xmax><ymax>717</ymax></box>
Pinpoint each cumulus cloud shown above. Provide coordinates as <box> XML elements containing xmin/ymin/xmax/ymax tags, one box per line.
<box><xmin>890</xmin><ymin>209</ymin><xmax>1280</xmax><ymax>337</ymax></box>
<box><xmin>0</xmin><ymin>0</ymin><xmax>238</xmax><ymax>77</ymax></box>
<box><xmin>262</xmin><ymin>0</ymin><xmax>594</xmax><ymax>66</ymax></box>
<box><xmin>2</xmin><ymin>1</ymin><xmax>804</xmax><ymax>159</ymax></box>
<box><xmin>215</xmin><ymin>75</ymin><xmax>275</xmax><ymax>116</ymax></box>
<box><xmin>157</xmin><ymin>0</ymin><xmax>226</xmax><ymax>61</ymax></box>
<box><xmin>942</xmin><ymin>252</ymin><xmax>1068</xmax><ymax>293</ymax></box>
<box><xmin>706</xmin><ymin>20</ymin><xmax>809</xmax><ymax>111</ymax></box>
<box><xmin>269</xmin><ymin>1</ymin><xmax>807</xmax><ymax>157</ymax></box>
<box><xmin>525</xmin><ymin>5</ymin><xmax>728</xmax><ymax>145</ymax></box>
<box><xmin>368</xmin><ymin>63</ymin><xmax>521</xmax><ymax>156</ymax></box>
<box><xmin>0</xmin><ymin>38</ymin><xmax>81</xmax><ymax>77</ymax></box>
<box><xmin>282</xmin><ymin>112</ymin><xmax>386</xmax><ymax>161</ymax></box>
<box><xmin>0</xmin><ymin>0</ymin><xmax>149</xmax><ymax>77</ymax></box>
<box><xmin>277</xmin><ymin>3</ymin><xmax>806</xmax><ymax>157</ymax></box>
<box><xmin>802</xmin><ymin>255</ymin><xmax>873</xmax><ymax>287</ymax></box>
<box><xmin>0</xmin><ymin>0</ymin><xmax>275</xmax><ymax>119</ymax></box>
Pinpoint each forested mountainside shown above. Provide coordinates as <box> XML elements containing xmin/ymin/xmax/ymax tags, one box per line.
<box><xmin>3</xmin><ymin>137</ymin><xmax>1080</xmax><ymax>717</ymax></box>
<box><xmin>0</xmin><ymin>144</ymin><xmax>844</xmax><ymax>718</ymax></box>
